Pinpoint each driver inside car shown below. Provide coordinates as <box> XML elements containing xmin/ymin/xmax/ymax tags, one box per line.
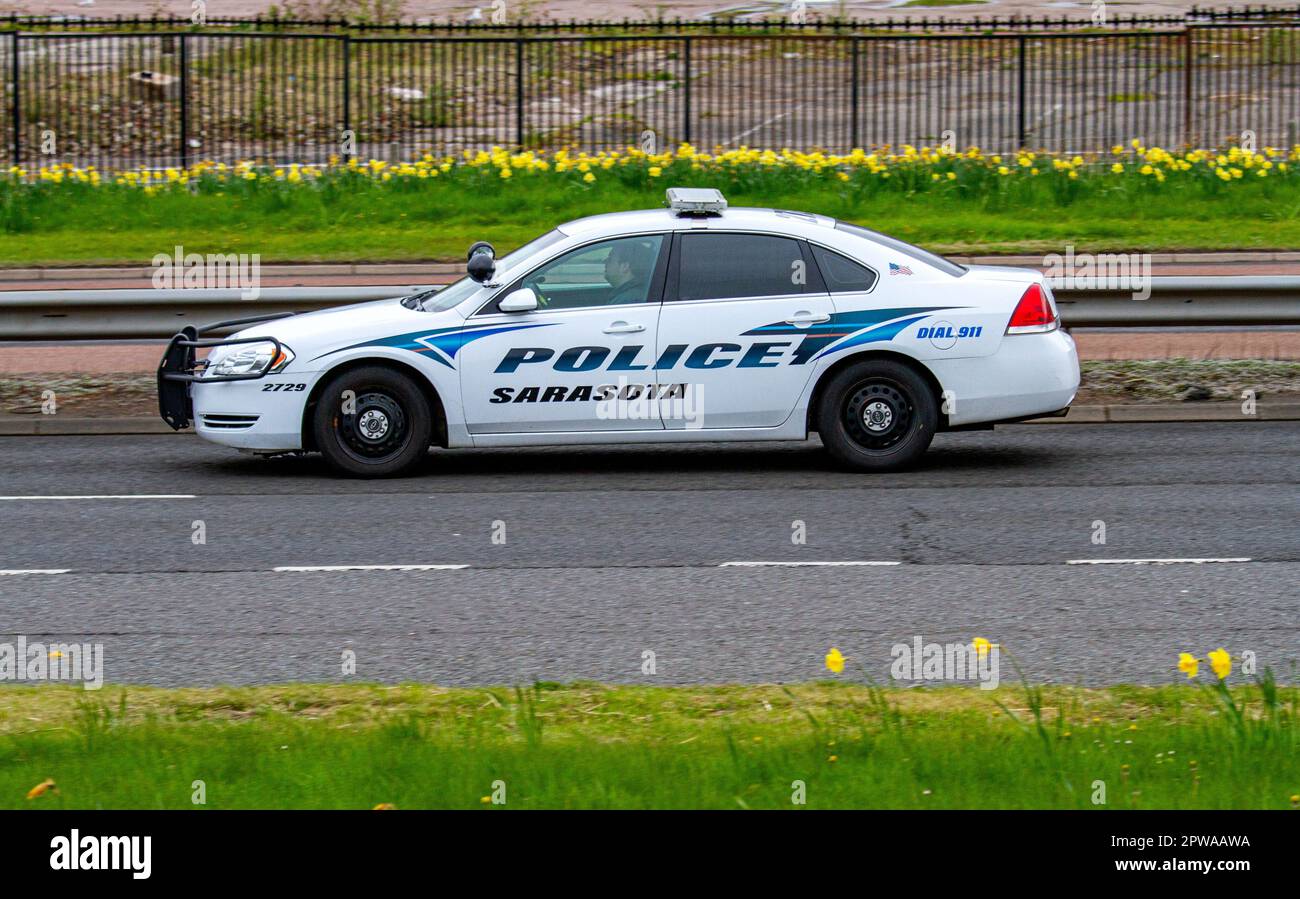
<box><xmin>602</xmin><ymin>239</ymin><xmax>655</xmax><ymax>305</ymax></box>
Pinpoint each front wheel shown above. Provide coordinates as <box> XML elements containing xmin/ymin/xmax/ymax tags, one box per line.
<box><xmin>312</xmin><ymin>366</ymin><xmax>432</xmax><ymax>478</ymax></box>
<box><xmin>816</xmin><ymin>359</ymin><xmax>938</xmax><ymax>472</ymax></box>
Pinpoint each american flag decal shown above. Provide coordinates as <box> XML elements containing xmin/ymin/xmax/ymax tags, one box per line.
<box><xmin>889</xmin><ymin>262</ymin><xmax>913</xmax><ymax>276</ymax></box>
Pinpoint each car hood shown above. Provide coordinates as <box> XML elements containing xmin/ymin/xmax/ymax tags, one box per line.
<box><xmin>228</xmin><ymin>297</ymin><xmax>467</xmax><ymax>368</ymax></box>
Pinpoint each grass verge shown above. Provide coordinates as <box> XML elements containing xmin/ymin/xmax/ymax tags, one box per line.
<box><xmin>7</xmin><ymin>167</ymin><xmax>1300</xmax><ymax>266</ymax></box>
<box><xmin>3</xmin><ymin>681</ymin><xmax>1297</xmax><ymax>809</ymax></box>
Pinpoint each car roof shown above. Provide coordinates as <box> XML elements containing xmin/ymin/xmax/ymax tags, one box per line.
<box><xmin>557</xmin><ymin>206</ymin><xmax>839</xmax><ymax>239</ymax></box>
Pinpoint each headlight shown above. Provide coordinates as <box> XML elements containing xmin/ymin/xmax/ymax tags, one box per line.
<box><xmin>205</xmin><ymin>341</ymin><xmax>295</xmax><ymax>378</ymax></box>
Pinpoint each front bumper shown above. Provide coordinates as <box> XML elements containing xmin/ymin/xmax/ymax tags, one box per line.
<box><xmin>190</xmin><ymin>377</ymin><xmax>317</xmax><ymax>451</ymax></box>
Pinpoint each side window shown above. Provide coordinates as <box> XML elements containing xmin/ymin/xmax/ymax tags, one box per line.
<box><xmin>676</xmin><ymin>233</ymin><xmax>809</xmax><ymax>302</ymax></box>
<box><xmin>505</xmin><ymin>235</ymin><xmax>665</xmax><ymax>312</ymax></box>
<box><xmin>809</xmin><ymin>244</ymin><xmax>878</xmax><ymax>293</ymax></box>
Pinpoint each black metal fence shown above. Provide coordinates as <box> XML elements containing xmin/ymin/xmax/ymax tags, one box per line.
<box><xmin>7</xmin><ymin>5</ymin><xmax>1300</xmax><ymax>35</ymax></box>
<box><xmin>6</xmin><ymin>24</ymin><xmax>1299</xmax><ymax>170</ymax></box>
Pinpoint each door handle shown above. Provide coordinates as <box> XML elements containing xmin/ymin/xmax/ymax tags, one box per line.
<box><xmin>603</xmin><ymin>321</ymin><xmax>646</xmax><ymax>334</ymax></box>
<box><xmin>785</xmin><ymin>311</ymin><xmax>831</xmax><ymax>326</ymax></box>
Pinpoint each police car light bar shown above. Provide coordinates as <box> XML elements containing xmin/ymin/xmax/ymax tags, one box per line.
<box><xmin>666</xmin><ymin>187</ymin><xmax>727</xmax><ymax>216</ymax></box>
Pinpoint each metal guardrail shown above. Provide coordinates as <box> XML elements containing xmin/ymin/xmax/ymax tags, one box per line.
<box><xmin>0</xmin><ymin>286</ymin><xmax>427</xmax><ymax>340</ymax></box>
<box><xmin>0</xmin><ymin>277</ymin><xmax>1297</xmax><ymax>340</ymax></box>
<box><xmin>1051</xmin><ymin>276</ymin><xmax>1300</xmax><ymax>327</ymax></box>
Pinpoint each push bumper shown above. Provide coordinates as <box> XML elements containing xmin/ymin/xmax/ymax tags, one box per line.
<box><xmin>157</xmin><ymin>313</ymin><xmax>297</xmax><ymax>430</ymax></box>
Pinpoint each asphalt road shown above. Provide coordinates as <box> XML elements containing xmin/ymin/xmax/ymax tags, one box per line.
<box><xmin>0</xmin><ymin>422</ymin><xmax>1296</xmax><ymax>687</ymax></box>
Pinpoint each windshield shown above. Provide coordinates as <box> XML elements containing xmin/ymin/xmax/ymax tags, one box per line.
<box><xmin>408</xmin><ymin>229</ymin><xmax>567</xmax><ymax>312</ymax></box>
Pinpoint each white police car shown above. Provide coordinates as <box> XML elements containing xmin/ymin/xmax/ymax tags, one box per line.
<box><xmin>159</xmin><ymin>188</ymin><xmax>1079</xmax><ymax>477</ymax></box>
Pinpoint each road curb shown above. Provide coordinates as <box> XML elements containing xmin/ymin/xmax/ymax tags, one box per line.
<box><xmin>0</xmin><ymin>417</ymin><xmax>177</xmax><ymax>435</ymax></box>
<box><xmin>1</xmin><ymin>403</ymin><xmax>1297</xmax><ymax>435</ymax></box>
<box><xmin>1022</xmin><ymin>402</ymin><xmax>1300</xmax><ymax>423</ymax></box>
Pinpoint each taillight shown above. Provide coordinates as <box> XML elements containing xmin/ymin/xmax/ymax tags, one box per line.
<box><xmin>1005</xmin><ymin>283</ymin><xmax>1058</xmax><ymax>334</ymax></box>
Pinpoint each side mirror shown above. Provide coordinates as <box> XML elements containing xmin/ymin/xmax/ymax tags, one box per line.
<box><xmin>498</xmin><ymin>287</ymin><xmax>539</xmax><ymax>313</ymax></box>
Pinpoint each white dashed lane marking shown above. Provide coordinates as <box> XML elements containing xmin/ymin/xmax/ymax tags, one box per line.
<box><xmin>719</xmin><ymin>561</ymin><xmax>903</xmax><ymax>567</ymax></box>
<box><xmin>271</xmin><ymin>564</ymin><xmax>471</xmax><ymax>572</ymax></box>
<box><xmin>0</xmin><ymin>495</ymin><xmax>196</xmax><ymax>501</ymax></box>
<box><xmin>1065</xmin><ymin>558</ymin><xmax>1252</xmax><ymax>565</ymax></box>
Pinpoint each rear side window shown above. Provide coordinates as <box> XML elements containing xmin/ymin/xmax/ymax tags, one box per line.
<box><xmin>809</xmin><ymin>244</ymin><xmax>878</xmax><ymax>292</ymax></box>
<box><xmin>676</xmin><ymin>233</ymin><xmax>809</xmax><ymax>301</ymax></box>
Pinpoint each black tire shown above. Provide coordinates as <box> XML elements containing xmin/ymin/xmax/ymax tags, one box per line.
<box><xmin>815</xmin><ymin>359</ymin><xmax>938</xmax><ymax>472</ymax></box>
<box><xmin>312</xmin><ymin>366</ymin><xmax>433</xmax><ymax>478</ymax></box>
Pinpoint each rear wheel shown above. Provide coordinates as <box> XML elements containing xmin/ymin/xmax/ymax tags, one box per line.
<box><xmin>816</xmin><ymin>359</ymin><xmax>938</xmax><ymax>471</ymax></box>
<box><xmin>312</xmin><ymin>366</ymin><xmax>432</xmax><ymax>478</ymax></box>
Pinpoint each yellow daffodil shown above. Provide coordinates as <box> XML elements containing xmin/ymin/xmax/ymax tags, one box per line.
<box><xmin>1177</xmin><ymin>652</ymin><xmax>1199</xmax><ymax>678</ymax></box>
<box><xmin>1209</xmin><ymin>648</ymin><xmax>1232</xmax><ymax>680</ymax></box>
<box><xmin>1</xmin><ymin>139</ymin><xmax>1288</xmax><ymax>199</ymax></box>
<box><xmin>825</xmin><ymin>647</ymin><xmax>845</xmax><ymax>674</ymax></box>
<box><xmin>972</xmin><ymin>637</ymin><xmax>993</xmax><ymax>658</ymax></box>
<box><xmin>26</xmin><ymin>779</ymin><xmax>57</xmax><ymax>799</ymax></box>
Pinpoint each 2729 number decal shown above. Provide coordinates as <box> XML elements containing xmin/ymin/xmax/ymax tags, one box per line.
<box><xmin>261</xmin><ymin>383</ymin><xmax>307</xmax><ymax>392</ymax></box>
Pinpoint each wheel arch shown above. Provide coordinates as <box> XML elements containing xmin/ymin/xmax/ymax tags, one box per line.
<box><xmin>806</xmin><ymin>349</ymin><xmax>947</xmax><ymax>434</ymax></box>
<box><xmin>300</xmin><ymin>356</ymin><xmax>449</xmax><ymax>452</ymax></box>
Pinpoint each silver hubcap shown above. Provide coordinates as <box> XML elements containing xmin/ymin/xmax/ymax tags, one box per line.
<box><xmin>862</xmin><ymin>401</ymin><xmax>893</xmax><ymax>432</ymax></box>
<box><xmin>357</xmin><ymin>409</ymin><xmax>390</xmax><ymax>441</ymax></box>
